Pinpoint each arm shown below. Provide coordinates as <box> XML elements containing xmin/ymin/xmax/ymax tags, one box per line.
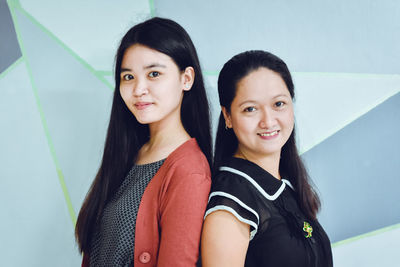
<box><xmin>157</xmin><ymin>172</ymin><xmax>211</xmax><ymax>267</ymax></box>
<box><xmin>201</xmin><ymin>210</ymin><xmax>250</xmax><ymax>267</ymax></box>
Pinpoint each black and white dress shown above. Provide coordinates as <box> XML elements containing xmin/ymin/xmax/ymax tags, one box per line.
<box><xmin>205</xmin><ymin>157</ymin><xmax>333</xmax><ymax>267</ymax></box>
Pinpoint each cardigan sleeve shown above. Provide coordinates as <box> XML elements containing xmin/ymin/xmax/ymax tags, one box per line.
<box><xmin>157</xmin><ymin>171</ymin><xmax>211</xmax><ymax>267</ymax></box>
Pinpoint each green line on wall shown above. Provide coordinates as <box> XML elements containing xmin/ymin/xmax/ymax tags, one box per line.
<box><xmin>10</xmin><ymin>0</ymin><xmax>113</xmax><ymax>91</ymax></box>
<box><xmin>203</xmin><ymin>70</ymin><xmax>219</xmax><ymax>76</ymax></box>
<box><xmin>0</xmin><ymin>57</ymin><xmax>23</xmax><ymax>81</ymax></box>
<box><xmin>332</xmin><ymin>222</ymin><xmax>400</xmax><ymax>248</ymax></box>
<box><xmin>96</xmin><ymin>70</ymin><xmax>113</xmax><ymax>76</ymax></box>
<box><xmin>7</xmin><ymin>0</ymin><xmax>77</xmax><ymax>226</ymax></box>
<box><xmin>7</xmin><ymin>0</ymin><xmax>20</xmax><ymax>8</ymax></box>
<box><xmin>149</xmin><ymin>0</ymin><xmax>155</xmax><ymax>17</ymax></box>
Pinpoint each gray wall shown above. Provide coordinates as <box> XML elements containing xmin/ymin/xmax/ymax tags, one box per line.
<box><xmin>1</xmin><ymin>0</ymin><xmax>399</xmax><ymax>266</ymax></box>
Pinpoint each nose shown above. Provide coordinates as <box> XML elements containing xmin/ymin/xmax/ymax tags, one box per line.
<box><xmin>132</xmin><ymin>78</ymin><xmax>148</xmax><ymax>97</ymax></box>
<box><xmin>259</xmin><ymin>108</ymin><xmax>275</xmax><ymax>129</ymax></box>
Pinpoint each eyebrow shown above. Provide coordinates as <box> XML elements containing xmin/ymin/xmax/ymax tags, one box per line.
<box><xmin>121</xmin><ymin>63</ymin><xmax>167</xmax><ymax>73</ymax></box>
<box><xmin>144</xmin><ymin>63</ymin><xmax>167</xmax><ymax>69</ymax></box>
<box><xmin>273</xmin><ymin>94</ymin><xmax>290</xmax><ymax>99</ymax></box>
<box><xmin>238</xmin><ymin>100</ymin><xmax>258</xmax><ymax>106</ymax></box>
<box><xmin>238</xmin><ymin>94</ymin><xmax>290</xmax><ymax>106</ymax></box>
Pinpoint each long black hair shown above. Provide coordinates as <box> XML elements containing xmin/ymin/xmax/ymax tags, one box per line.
<box><xmin>214</xmin><ymin>50</ymin><xmax>320</xmax><ymax>219</ymax></box>
<box><xmin>75</xmin><ymin>17</ymin><xmax>212</xmax><ymax>253</ymax></box>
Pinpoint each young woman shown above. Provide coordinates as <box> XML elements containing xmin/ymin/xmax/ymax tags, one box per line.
<box><xmin>201</xmin><ymin>50</ymin><xmax>333</xmax><ymax>267</ymax></box>
<box><xmin>75</xmin><ymin>17</ymin><xmax>212</xmax><ymax>267</ymax></box>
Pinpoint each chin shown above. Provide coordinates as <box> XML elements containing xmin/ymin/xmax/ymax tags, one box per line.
<box><xmin>258</xmin><ymin>147</ymin><xmax>282</xmax><ymax>157</ymax></box>
<box><xmin>135</xmin><ymin>117</ymin><xmax>154</xmax><ymax>125</ymax></box>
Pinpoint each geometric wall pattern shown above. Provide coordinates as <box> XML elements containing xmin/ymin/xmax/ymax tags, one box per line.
<box><xmin>1</xmin><ymin>0</ymin><xmax>399</xmax><ymax>266</ymax></box>
<box><xmin>0</xmin><ymin>0</ymin><xmax>150</xmax><ymax>266</ymax></box>
<box><xmin>0</xmin><ymin>0</ymin><xmax>21</xmax><ymax>73</ymax></box>
<box><xmin>302</xmin><ymin>92</ymin><xmax>400</xmax><ymax>242</ymax></box>
<box><xmin>156</xmin><ymin>0</ymin><xmax>400</xmax><ymax>75</ymax></box>
<box><xmin>19</xmin><ymin>0</ymin><xmax>151</xmax><ymax>72</ymax></box>
<box><xmin>14</xmin><ymin>5</ymin><xmax>114</xmax><ymax>217</ymax></box>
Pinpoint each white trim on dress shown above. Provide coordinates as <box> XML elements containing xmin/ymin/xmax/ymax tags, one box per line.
<box><xmin>204</xmin><ymin>205</ymin><xmax>258</xmax><ymax>240</ymax></box>
<box><xmin>282</xmin><ymin>179</ymin><xmax>294</xmax><ymax>190</ymax></box>
<box><xmin>219</xmin><ymin>166</ymin><xmax>286</xmax><ymax>201</ymax></box>
<box><xmin>208</xmin><ymin>191</ymin><xmax>260</xmax><ymax>224</ymax></box>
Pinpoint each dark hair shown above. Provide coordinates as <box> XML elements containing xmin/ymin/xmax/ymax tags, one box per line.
<box><xmin>75</xmin><ymin>17</ymin><xmax>212</xmax><ymax>253</ymax></box>
<box><xmin>215</xmin><ymin>50</ymin><xmax>320</xmax><ymax>219</ymax></box>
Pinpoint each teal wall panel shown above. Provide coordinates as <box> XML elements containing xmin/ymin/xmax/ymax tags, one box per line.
<box><xmin>0</xmin><ymin>61</ymin><xmax>81</xmax><ymax>267</ymax></box>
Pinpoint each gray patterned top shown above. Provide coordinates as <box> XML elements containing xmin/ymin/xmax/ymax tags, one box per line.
<box><xmin>89</xmin><ymin>159</ymin><xmax>165</xmax><ymax>267</ymax></box>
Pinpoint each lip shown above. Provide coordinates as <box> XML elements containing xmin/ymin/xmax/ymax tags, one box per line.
<box><xmin>257</xmin><ymin>130</ymin><xmax>279</xmax><ymax>140</ymax></box>
<box><xmin>134</xmin><ymin>102</ymin><xmax>153</xmax><ymax>110</ymax></box>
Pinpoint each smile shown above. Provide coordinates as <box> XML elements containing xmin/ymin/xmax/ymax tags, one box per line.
<box><xmin>134</xmin><ymin>102</ymin><xmax>152</xmax><ymax>110</ymax></box>
<box><xmin>258</xmin><ymin>130</ymin><xmax>279</xmax><ymax>137</ymax></box>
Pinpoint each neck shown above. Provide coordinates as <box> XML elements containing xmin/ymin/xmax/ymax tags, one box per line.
<box><xmin>136</xmin><ymin>111</ymin><xmax>190</xmax><ymax>164</ymax></box>
<box><xmin>148</xmin><ymin>120</ymin><xmax>190</xmax><ymax>150</ymax></box>
<box><xmin>235</xmin><ymin>146</ymin><xmax>281</xmax><ymax>180</ymax></box>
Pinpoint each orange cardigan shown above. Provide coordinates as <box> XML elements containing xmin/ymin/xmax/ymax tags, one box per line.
<box><xmin>82</xmin><ymin>138</ymin><xmax>211</xmax><ymax>266</ymax></box>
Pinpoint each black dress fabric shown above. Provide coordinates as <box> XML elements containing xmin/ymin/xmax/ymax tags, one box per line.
<box><xmin>205</xmin><ymin>157</ymin><xmax>333</xmax><ymax>267</ymax></box>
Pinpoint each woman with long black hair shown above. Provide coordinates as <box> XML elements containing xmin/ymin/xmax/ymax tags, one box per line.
<box><xmin>201</xmin><ymin>50</ymin><xmax>332</xmax><ymax>267</ymax></box>
<box><xmin>75</xmin><ymin>17</ymin><xmax>212</xmax><ymax>267</ymax></box>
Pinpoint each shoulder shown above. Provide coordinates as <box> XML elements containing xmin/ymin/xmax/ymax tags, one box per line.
<box><xmin>205</xmin><ymin>158</ymin><xmax>264</xmax><ymax>240</ymax></box>
<box><xmin>209</xmin><ymin>158</ymin><xmax>263</xmax><ymax>210</ymax></box>
<box><xmin>156</xmin><ymin>139</ymin><xmax>210</xmax><ymax>192</ymax></box>
<box><xmin>164</xmin><ymin>138</ymin><xmax>210</xmax><ymax>176</ymax></box>
<box><xmin>213</xmin><ymin>157</ymin><xmax>290</xmax><ymax>201</ymax></box>
<box><xmin>206</xmin><ymin>158</ymin><xmax>293</xmax><ymax>240</ymax></box>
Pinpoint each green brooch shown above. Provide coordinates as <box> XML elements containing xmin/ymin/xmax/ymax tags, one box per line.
<box><xmin>303</xmin><ymin>221</ymin><xmax>313</xmax><ymax>238</ymax></box>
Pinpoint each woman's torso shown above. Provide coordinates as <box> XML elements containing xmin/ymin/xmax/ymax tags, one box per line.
<box><xmin>89</xmin><ymin>159</ymin><xmax>165</xmax><ymax>266</ymax></box>
<box><xmin>206</xmin><ymin>157</ymin><xmax>332</xmax><ymax>267</ymax></box>
<box><xmin>86</xmin><ymin>138</ymin><xmax>211</xmax><ymax>267</ymax></box>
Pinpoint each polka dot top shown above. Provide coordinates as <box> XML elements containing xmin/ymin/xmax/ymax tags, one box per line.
<box><xmin>89</xmin><ymin>159</ymin><xmax>165</xmax><ymax>267</ymax></box>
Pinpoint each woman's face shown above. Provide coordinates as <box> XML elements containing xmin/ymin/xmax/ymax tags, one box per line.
<box><xmin>119</xmin><ymin>44</ymin><xmax>192</xmax><ymax>125</ymax></box>
<box><xmin>222</xmin><ymin>67</ymin><xmax>294</xmax><ymax>161</ymax></box>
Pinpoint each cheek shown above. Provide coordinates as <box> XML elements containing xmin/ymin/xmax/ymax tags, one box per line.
<box><xmin>232</xmin><ymin>116</ymin><xmax>255</xmax><ymax>136</ymax></box>
<box><xmin>285</xmin><ymin>110</ymin><xmax>295</xmax><ymax>132</ymax></box>
<box><xmin>119</xmin><ymin>86</ymin><xmax>132</xmax><ymax>105</ymax></box>
<box><xmin>157</xmin><ymin>80</ymin><xmax>182</xmax><ymax>99</ymax></box>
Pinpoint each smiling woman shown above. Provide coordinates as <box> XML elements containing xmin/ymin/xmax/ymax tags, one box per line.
<box><xmin>201</xmin><ymin>50</ymin><xmax>333</xmax><ymax>267</ymax></box>
<box><xmin>74</xmin><ymin>17</ymin><xmax>212</xmax><ymax>267</ymax></box>
<box><xmin>119</xmin><ymin>44</ymin><xmax>193</xmax><ymax>128</ymax></box>
<box><xmin>222</xmin><ymin>67</ymin><xmax>295</xmax><ymax>177</ymax></box>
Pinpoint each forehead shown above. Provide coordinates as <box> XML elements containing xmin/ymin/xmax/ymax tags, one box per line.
<box><xmin>121</xmin><ymin>44</ymin><xmax>175</xmax><ymax>68</ymax></box>
<box><xmin>234</xmin><ymin>68</ymin><xmax>290</xmax><ymax>101</ymax></box>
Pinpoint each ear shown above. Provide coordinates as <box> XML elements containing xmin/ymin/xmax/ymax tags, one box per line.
<box><xmin>221</xmin><ymin>106</ymin><xmax>232</xmax><ymax>128</ymax></box>
<box><xmin>182</xmin><ymin>66</ymin><xmax>195</xmax><ymax>91</ymax></box>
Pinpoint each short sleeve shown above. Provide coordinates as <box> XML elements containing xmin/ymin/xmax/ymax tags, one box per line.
<box><xmin>204</xmin><ymin>172</ymin><xmax>261</xmax><ymax>240</ymax></box>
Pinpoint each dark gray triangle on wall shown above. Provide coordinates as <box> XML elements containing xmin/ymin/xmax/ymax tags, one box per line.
<box><xmin>0</xmin><ymin>0</ymin><xmax>22</xmax><ymax>73</ymax></box>
<box><xmin>302</xmin><ymin>92</ymin><xmax>400</xmax><ymax>243</ymax></box>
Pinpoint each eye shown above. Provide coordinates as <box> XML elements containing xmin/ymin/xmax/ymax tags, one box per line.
<box><xmin>275</xmin><ymin>101</ymin><xmax>285</xmax><ymax>108</ymax></box>
<box><xmin>122</xmin><ymin>74</ymin><xmax>134</xmax><ymax>81</ymax></box>
<box><xmin>149</xmin><ymin>71</ymin><xmax>160</xmax><ymax>78</ymax></box>
<box><xmin>244</xmin><ymin>106</ymin><xmax>256</xmax><ymax>112</ymax></box>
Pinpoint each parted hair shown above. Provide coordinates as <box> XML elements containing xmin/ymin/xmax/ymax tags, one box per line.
<box><xmin>214</xmin><ymin>50</ymin><xmax>320</xmax><ymax>219</ymax></box>
<box><xmin>75</xmin><ymin>17</ymin><xmax>212</xmax><ymax>254</ymax></box>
